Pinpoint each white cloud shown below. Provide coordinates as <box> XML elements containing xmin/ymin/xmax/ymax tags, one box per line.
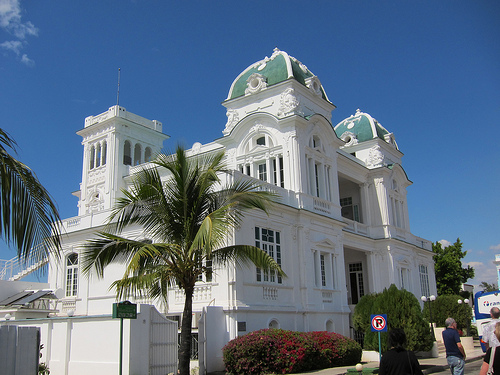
<box><xmin>0</xmin><ymin>39</ymin><xmax>22</xmax><ymax>54</ymax></box>
<box><xmin>0</xmin><ymin>0</ymin><xmax>38</xmax><ymax>38</ymax></box>
<box><xmin>490</xmin><ymin>244</ymin><xmax>500</xmax><ymax>251</ymax></box>
<box><xmin>20</xmin><ymin>53</ymin><xmax>33</xmax><ymax>67</ymax></box>
<box><xmin>0</xmin><ymin>0</ymin><xmax>37</xmax><ymax>65</ymax></box>
<box><xmin>438</xmin><ymin>239</ymin><xmax>452</xmax><ymax>248</ymax></box>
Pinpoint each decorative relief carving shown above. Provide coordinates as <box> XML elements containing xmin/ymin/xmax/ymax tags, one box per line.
<box><xmin>339</xmin><ymin>131</ymin><xmax>358</xmax><ymax>146</ymax></box>
<box><xmin>85</xmin><ymin>186</ymin><xmax>104</xmax><ymax>214</ymax></box>
<box><xmin>250</xmin><ymin>123</ymin><xmax>265</xmax><ymax>133</ymax></box>
<box><xmin>366</xmin><ymin>145</ymin><xmax>385</xmax><ymax>168</ymax></box>
<box><xmin>88</xmin><ymin>168</ymin><xmax>106</xmax><ymax>185</ymax></box>
<box><xmin>192</xmin><ymin>142</ymin><xmax>202</xmax><ymax>155</ymax></box>
<box><xmin>245</xmin><ymin>73</ymin><xmax>267</xmax><ymax>95</ymax></box>
<box><xmin>278</xmin><ymin>88</ymin><xmax>300</xmax><ymax>117</ymax></box>
<box><xmin>305</xmin><ymin>76</ymin><xmax>322</xmax><ymax>96</ymax></box>
<box><xmin>223</xmin><ymin>109</ymin><xmax>239</xmax><ymax>136</ymax></box>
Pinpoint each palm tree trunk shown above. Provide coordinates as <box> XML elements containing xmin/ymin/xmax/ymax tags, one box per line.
<box><xmin>178</xmin><ymin>286</ymin><xmax>194</xmax><ymax>375</ymax></box>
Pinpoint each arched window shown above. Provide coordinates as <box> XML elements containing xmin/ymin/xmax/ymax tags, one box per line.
<box><xmin>89</xmin><ymin>145</ymin><xmax>95</xmax><ymax>169</ymax></box>
<box><xmin>269</xmin><ymin>319</ymin><xmax>280</xmax><ymax>329</ymax></box>
<box><xmin>123</xmin><ymin>141</ymin><xmax>132</xmax><ymax>165</ymax></box>
<box><xmin>96</xmin><ymin>143</ymin><xmax>101</xmax><ymax>168</ymax></box>
<box><xmin>65</xmin><ymin>253</ymin><xmax>78</xmax><ymax>297</ymax></box>
<box><xmin>101</xmin><ymin>141</ymin><xmax>107</xmax><ymax>166</ymax></box>
<box><xmin>326</xmin><ymin>320</ymin><xmax>334</xmax><ymax>332</ymax></box>
<box><xmin>145</xmin><ymin>147</ymin><xmax>152</xmax><ymax>162</ymax></box>
<box><xmin>134</xmin><ymin>143</ymin><xmax>142</xmax><ymax>166</ymax></box>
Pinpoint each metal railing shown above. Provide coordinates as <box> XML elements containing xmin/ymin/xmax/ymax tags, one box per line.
<box><xmin>0</xmin><ymin>245</ymin><xmax>48</xmax><ymax>281</ymax></box>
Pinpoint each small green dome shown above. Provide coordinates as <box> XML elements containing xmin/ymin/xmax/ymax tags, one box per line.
<box><xmin>226</xmin><ymin>48</ymin><xmax>329</xmax><ymax>101</ymax></box>
<box><xmin>335</xmin><ymin>109</ymin><xmax>397</xmax><ymax>148</ymax></box>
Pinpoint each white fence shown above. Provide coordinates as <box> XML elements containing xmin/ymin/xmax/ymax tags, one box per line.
<box><xmin>2</xmin><ymin>304</ymin><xmax>177</xmax><ymax>375</ymax></box>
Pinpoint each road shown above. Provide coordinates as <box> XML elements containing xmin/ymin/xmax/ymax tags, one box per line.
<box><xmin>464</xmin><ymin>358</ymin><xmax>483</xmax><ymax>374</ymax></box>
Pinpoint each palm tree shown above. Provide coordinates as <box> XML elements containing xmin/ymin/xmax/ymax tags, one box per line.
<box><xmin>0</xmin><ymin>129</ymin><xmax>61</xmax><ymax>262</ymax></box>
<box><xmin>81</xmin><ymin>145</ymin><xmax>285</xmax><ymax>375</ymax></box>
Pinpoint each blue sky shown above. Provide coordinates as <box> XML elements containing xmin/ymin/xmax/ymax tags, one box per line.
<box><xmin>0</xmin><ymin>0</ymin><xmax>499</xmax><ymax>290</ymax></box>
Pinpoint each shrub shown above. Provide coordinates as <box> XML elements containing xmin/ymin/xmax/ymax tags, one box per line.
<box><xmin>222</xmin><ymin>329</ymin><xmax>361</xmax><ymax>374</ymax></box>
<box><xmin>353</xmin><ymin>284</ymin><xmax>433</xmax><ymax>352</ymax></box>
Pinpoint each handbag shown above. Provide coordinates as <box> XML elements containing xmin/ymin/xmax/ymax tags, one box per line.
<box><xmin>488</xmin><ymin>346</ymin><xmax>497</xmax><ymax>375</ymax></box>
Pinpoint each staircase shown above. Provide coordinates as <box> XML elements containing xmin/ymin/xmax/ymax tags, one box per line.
<box><xmin>0</xmin><ymin>245</ymin><xmax>48</xmax><ymax>281</ymax></box>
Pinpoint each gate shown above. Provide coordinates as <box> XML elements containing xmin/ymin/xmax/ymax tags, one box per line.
<box><xmin>0</xmin><ymin>325</ymin><xmax>40</xmax><ymax>375</ymax></box>
<box><xmin>150</xmin><ymin>307</ymin><xmax>178</xmax><ymax>375</ymax></box>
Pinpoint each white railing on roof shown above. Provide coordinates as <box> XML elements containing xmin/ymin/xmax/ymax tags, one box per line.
<box><xmin>0</xmin><ymin>244</ymin><xmax>48</xmax><ymax>281</ymax></box>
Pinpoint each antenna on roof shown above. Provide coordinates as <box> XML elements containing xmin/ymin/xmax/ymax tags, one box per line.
<box><xmin>116</xmin><ymin>68</ymin><xmax>121</xmax><ymax>107</ymax></box>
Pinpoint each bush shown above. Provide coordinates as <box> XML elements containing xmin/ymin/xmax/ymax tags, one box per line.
<box><xmin>353</xmin><ymin>284</ymin><xmax>433</xmax><ymax>352</ymax></box>
<box><xmin>222</xmin><ymin>329</ymin><xmax>361</xmax><ymax>374</ymax></box>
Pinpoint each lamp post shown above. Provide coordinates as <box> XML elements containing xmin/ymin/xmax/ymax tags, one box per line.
<box><xmin>421</xmin><ymin>295</ymin><xmax>436</xmax><ymax>341</ymax></box>
<box><xmin>458</xmin><ymin>298</ymin><xmax>471</xmax><ymax>336</ymax></box>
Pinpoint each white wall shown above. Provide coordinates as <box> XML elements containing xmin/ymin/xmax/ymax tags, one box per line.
<box><xmin>1</xmin><ymin>304</ymin><xmax>177</xmax><ymax>375</ymax></box>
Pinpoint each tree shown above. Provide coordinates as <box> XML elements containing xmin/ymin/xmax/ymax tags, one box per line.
<box><xmin>81</xmin><ymin>146</ymin><xmax>285</xmax><ymax>375</ymax></box>
<box><xmin>353</xmin><ymin>285</ymin><xmax>433</xmax><ymax>352</ymax></box>
<box><xmin>0</xmin><ymin>129</ymin><xmax>61</xmax><ymax>261</ymax></box>
<box><xmin>433</xmin><ymin>239</ymin><xmax>474</xmax><ymax>295</ymax></box>
<box><xmin>480</xmin><ymin>281</ymin><xmax>498</xmax><ymax>293</ymax></box>
<box><xmin>422</xmin><ymin>294</ymin><xmax>472</xmax><ymax>333</ymax></box>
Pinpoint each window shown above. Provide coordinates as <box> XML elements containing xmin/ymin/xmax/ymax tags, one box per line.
<box><xmin>123</xmin><ymin>141</ymin><xmax>132</xmax><ymax>165</ymax></box>
<box><xmin>348</xmin><ymin>262</ymin><xmax>364</xmax><ymax>304</ymax></box>
<box><xmin>255</xmin><ymin>227</ymin><xmax>282</xmax><ymax>284</ymax></box>
<box><xmin>256</xmin><ymin>136</ymin><xmax>266</xmax><ymax>146</ymax></box>
<box><xmin>89</xmin><ymin>145</ymin><xmax>95</xmax><ymax>169</ymax></box>
<box><xmin>419</xmin><ymin>265</ymin><xmax>430</xmax><ymax>297</ymax></box>
<box><xmin>134</xmin><ymin>143</ymin><xmax>142</xmax><ymax>166</ymax></box>
<box><xmin>258</xmin><ymin>163</ymin><xmax>267</xmax><ymax>181</ymax></box>
<box><xmin>269</xmin><ymin>319</ymin><xmax>280</xmax><ymax>329</ymax></box>
<box><xmin>65</xmin><ymin>253</ymin><xmax>78</xmax><ymax>297</ymax></box>
<box><xmin>340</xmin><ymin>197</ymin><xmax>360</xmax><ymax>222</ymax></box>
<box><xmin>96</xmin><ymin>143</ymin><xmax>101</xmax><ymax>168</ymax></box>
<box><xmin>145</xmin><ymin>147</ymin><xmax>152</xmax><ymax>162</ymax></box>
<box><xmin>196</xmin><ymin>259</ymin><xmax>213</xmax><ymax>283</ymax></box>
<box><xmin>101</xmin><ymin>141</ymin><xmax>107</xmax><ymax>166</ymax></box>
<box><xmin>89</xmin><ymin>141</ymin><xmax>107</xmax><ymax>170</ymax></box>
<box><xmin>314</xmin><ymin>250</ymin><xmax>335</xmax><ymax>289</ymax></box>
<box><xmin>400</xmin><ymin>267</ymin><xmax>410</xmax><ymax>290</ymax></box>
<box><xmin>320</xmin><ymin>254</ymin><xmax>326</xmax><ymax>287</ymax></box>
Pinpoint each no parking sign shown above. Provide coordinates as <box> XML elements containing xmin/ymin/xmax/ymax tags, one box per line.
<box><xmin>371</xmin><ymin>314</ymin><xmax>388</xmax><ymax>332</ymax></box>
<box><xmin>371</xmin><ymin>314</ymin><xmax>387</xmax><ymax>362</ymax></box>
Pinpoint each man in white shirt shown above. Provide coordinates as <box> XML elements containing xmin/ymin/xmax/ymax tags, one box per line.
<box><xmin>483</xmin><ymin>307</ymin><xmax>500</xmax><ymax>349</ymax></box>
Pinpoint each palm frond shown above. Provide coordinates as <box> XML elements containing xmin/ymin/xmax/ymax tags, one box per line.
<box><xmin>0</xmin><ymin>128</ymin><xmax>62</xmax><ymax>261</ymax></box>
<box><xmin>212</xmin><ymin>244</ymin><xmax>287</xmax><ymax>278</ymax></box>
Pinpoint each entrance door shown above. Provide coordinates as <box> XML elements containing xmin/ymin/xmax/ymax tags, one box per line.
<box><xmin>349</xmin><ymin>262</ymin><xmax>364</xmax><ymax>304</ymax></box>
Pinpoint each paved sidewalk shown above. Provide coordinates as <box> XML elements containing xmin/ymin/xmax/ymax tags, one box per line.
<box><xmin>293</xmin><ymin>341</ymin><xmax>485</xmax><ymax>375</ymax></box>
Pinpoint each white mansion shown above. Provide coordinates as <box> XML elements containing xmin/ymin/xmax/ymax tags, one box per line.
<box><xmin>43</xmin><ymin>49</ymin><xmax>435</xmax><ymax>371</ymax></box>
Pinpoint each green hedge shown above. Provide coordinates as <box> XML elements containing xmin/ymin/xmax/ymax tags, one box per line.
<box><xmin>222</xmin><ymin>329</ymin><xmax>362</xmax><ymax>374</ymax></box>
<box><xmin>353</xmin><ymin>284</ymin><xmax>433</xmax><ymax>352</ymax></box>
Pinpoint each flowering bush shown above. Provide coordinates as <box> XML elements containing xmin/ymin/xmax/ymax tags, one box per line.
<box><xmin>223</xmin><ymin>329</ymin><xmax>361</xmax><ymax>374</ymax></box>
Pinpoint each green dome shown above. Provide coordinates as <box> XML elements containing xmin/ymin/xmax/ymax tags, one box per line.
<box><xmin>335</xmin><ymin>109</ymin><xmax>397</xmax><ymax>148</ymax></box>
<box><xmin>226</xmin><ymin>48</ymin><xmax>329</xmax><ymax>101</ymax></box>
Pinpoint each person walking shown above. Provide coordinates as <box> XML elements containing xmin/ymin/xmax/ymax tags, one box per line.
<box><xmin>442</xmin><ymin>317</ymin><xmax>466</xmax><ymax>375</ymax></box>
<box><xmin>483</xmin><ymin>307</ymin><xmax>500</xmax><ymax>350</ymax></box>
<box><xmin>480</xmin><ymin>321</ymin><xmax>500</xmax><ymax>374</ymax></box>
<box><xmin>379</xmin><ymin>328</ymin><xmax>423</xmax><ymax>375</ymax></box>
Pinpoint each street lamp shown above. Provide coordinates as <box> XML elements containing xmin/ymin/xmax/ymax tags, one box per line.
<box><xmin>458</xmin><ymin>298</ymin><xmax>471</xmax><ymax>336</ymax></box>
<box><xmin>421</xmin><ymin>295</ymin><xmax>436</xmax><ymax>341</ymax></box>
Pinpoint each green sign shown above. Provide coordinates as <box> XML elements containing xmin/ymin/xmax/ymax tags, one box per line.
<box><xmin>112</xmin><ymin>301</ymin><xmax>137</xmax><ymax>319</ymax></box>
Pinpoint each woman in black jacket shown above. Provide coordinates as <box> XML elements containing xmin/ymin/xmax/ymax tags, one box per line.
<box><xmin>379</xmin><ymin>328</ymin><xmax>423</xmax><ymax>375</ymax></box>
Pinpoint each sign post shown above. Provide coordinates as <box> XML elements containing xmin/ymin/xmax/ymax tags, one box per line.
<box><xmin>371</xmin><ymin>314</ymin><xmax>388</xmax><ymax>363</ymax></box>
<box><xmin>113</xmin><ymin>301</ymin><xmax>137</xmax><ymax>375</ymax></box>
